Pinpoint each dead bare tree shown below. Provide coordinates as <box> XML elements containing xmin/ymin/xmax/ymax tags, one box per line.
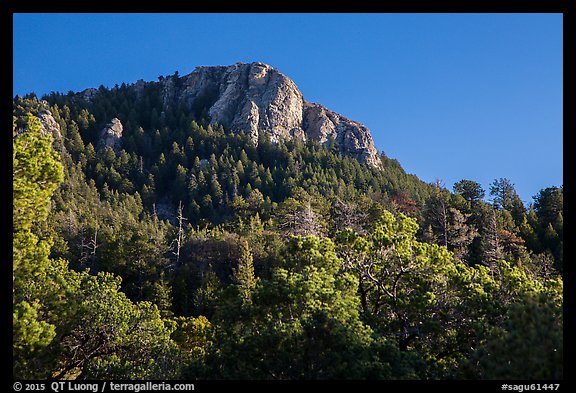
<box><xmin>332</xmin><ymin>197</ymin><xmax>368</xmax><ymax>234</ymax></box>
<box><xmin>170</xmin><ymin>200</ymin><xmax>187</xmax><ymax>267</ymax></box>
<box><xmin>80</xmin><ymin>223</ymin><xmax>98</xmax><ymax>271</ymax></box>
<box><xmin>484</xmin><ymin>208</ymin><xmax>502</xmax><ymax>272</ymax></box>
<box><xmin>426</xmin><ymin>179</ymin><xmax>449</xmax><ymax>247</ymax></box>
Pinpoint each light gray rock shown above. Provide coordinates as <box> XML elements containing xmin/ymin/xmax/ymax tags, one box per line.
<box><xmin>214</xmin><ymin>63</ymin><xmax>304</xmax><ymax>144</ymax></box>
<box><xmin>97</xmin><ymin>118</ymin><xmax>123</xmax><ymax>152</ymax></box>
<box><xmin>289</xmin><ymin>127</ymin><xmax>306</xmax><ymax>142</ymax></box>
<box><xmin>165</xmin><ymin>62</ymin><xmax>381</xmax><ymax>166</ymax></box>
<box><xmin>13</xmin><ymin>109</ymin><xmax>63</xmax><ymax>150</ymax></box>
<box><xmin>36</xmin><ymin>109</ymin><xmax>62</xmax><ymax>139</ymax></box>
<box><xmin>302</xmin><ymin>102</ymin><xmax>380</xmax><ymax>167</ymax></box>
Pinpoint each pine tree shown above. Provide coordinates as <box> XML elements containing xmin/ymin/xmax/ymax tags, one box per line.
<box><xmin>533</xmin><ymin>186</ymin><xmax>563</xmax><ymax>227</ymax></box>
<box><xmin>232</xmin><ymin>240</ymin><xmax>257</xmax><ymax>305</ymax></box>
<box><xmin>149</xmin><ymin>272</ymin><xmax>174</xmax><ymax>318</ymax></box>
<box><xmin>194</xmin><ymin>266</ymin><xmax>221</xmax><ymax>318</ymax></box>
<box><xmin>13</xmin><ymin>114</ymin><xmax>64</xmax><ymax>377</ymax></box>
<box><xmin>519</xmin><ymin>214</ymin><xmax>541</xmax><ymax>252</ymax></box>
<box><xmin>447</xmin><ymin>207</ymin><xmax>478</xmax><ymax>261</ymax></box>
<box><xmin>173</xmin><ymin>164</ymin><xmax>188</xmax><ymax>203</ymax></box>
<box><xmin>453</xmin><ymin>179</ymin><xmax>485</xmax><ymax>207</ymax></box>
<box><xmin>489</xmin><ymin>178</ymin><xmax>517</xmax><ymax>211</ymax></box>
<box><xmin>275</xmin><ymin>191</ymin><xmax>325</xmax><ymax>237</ymax></box>
<box><xmin>209</xmin><ymin>174</ymin><xmax>223</xmax><ymax>205</ymax></box>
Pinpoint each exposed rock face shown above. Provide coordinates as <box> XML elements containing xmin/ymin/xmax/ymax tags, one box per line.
<box><xmin>160</xmin><ymin>62</ymin><xmax>381</xmax><ymax>166</ymax></box>
<box><xmin>37</xmin><ymin>109</ymin><xmax>62</xmax><ymax>139</ymax></box>
<box><xmin>13</xmin><ymin>109</ymin><xmax>63</xmax><ymax>149</ymax></box>
<box><xmin>210</xmin><ymin>62</ymin><xmax>304</xmax><ymax>144</ymax></box>
<box><xmin>78</xmin><ymin>87</ymin><xmax>99</xmax><ymax>103</ymax></box>
<box><xmin>97</xmin><ymin>118</ymin><xmax>123</xmax><ymax>152</ymax></box>
<box><xmin>302</xmin><ymin>103</ymin><xmax>380</xmax><ymax>167</ymax></box>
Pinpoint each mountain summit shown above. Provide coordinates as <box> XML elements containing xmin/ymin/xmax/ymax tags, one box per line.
<box><xmin>153</xmin><ymin>62</ymin><xmax>381</xmax><ymax>166</ymax></box>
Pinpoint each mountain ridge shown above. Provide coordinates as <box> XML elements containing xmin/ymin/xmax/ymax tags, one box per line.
<box><xmin>78</xmin><ymin>61</ymin><xmax>382</xmax><ymax>167</ymax></box>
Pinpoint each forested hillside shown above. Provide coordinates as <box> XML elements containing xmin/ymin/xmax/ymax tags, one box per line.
<box><xmin>13</xmin><ymin>78</ymin><xmax>563</xmax><ymax>380</ymax></box>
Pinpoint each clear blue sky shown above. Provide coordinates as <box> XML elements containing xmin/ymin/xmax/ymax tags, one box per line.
<box><xmin>13</xmin><ymin>13</ymin><xmax>563</xmax><ymax>205</ymax></box>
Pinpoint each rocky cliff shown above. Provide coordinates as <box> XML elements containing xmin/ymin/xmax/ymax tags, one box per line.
<box><xmin>97</xmin><ymin>118</ymin><xmax>123</xmax><ymax>152</ymax></box>
<box><xmin>78</xmin><ymin>62</ymin><xmax>381</xmax><ymax>166</ymax></box>
<box><xmin>37</xmin><ymin>108</ymin><xmax>62</xmax><ymax>139</ymax></box>
<box><xmin>159</xmin><ymin>62</ymin><xmax>381</xmax><ymax>166</ymax></box>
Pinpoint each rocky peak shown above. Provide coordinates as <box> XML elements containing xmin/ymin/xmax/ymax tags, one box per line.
<box><xmin>161</xmin><ymin>62</ymin><xmax>381</xmax><ymax>166</ymax></box>
<box><xmin>97</xmin><ymin>118</ymin><xmax>123</xmax><ymax>152</ymax></box>
<box><xmin>205</xmin><ymin>62</ymin><xmax>305</xmax><ymax>144</ymax></box>
<box><xmin>86</xmin><ymin>62</ymin><xmax>381</xmax><ymax>166</ymax></box>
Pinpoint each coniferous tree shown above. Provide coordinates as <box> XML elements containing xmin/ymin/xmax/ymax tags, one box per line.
<box><xmin>489</xmin><ymin>178</ymin><xmax>517</xmax><ymax>211</ymax></box>
<box><xmin>231</xmin><ymin>240</ymin><xmax>257</xmax><ymax>305</ymax></box>
<box><xmin>446</xmin><ymin>207</ymin><xmax>478</xmax><ymax>261</ymax></box>
<box><xmin>453</xmin><ymin>179</ymin><xmax>485</xmax><ymax>208</ymax></box>
<box><xmin>533</xmin><ymin>186</ymin><xmax>563</xmax><ymax>227</ymax></box>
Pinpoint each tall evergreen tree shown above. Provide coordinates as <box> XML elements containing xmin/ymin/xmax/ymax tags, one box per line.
<box><xmin>231</xmin><ymin>240</ymin><xmax>257</xmax><ymax>305</ymax></box>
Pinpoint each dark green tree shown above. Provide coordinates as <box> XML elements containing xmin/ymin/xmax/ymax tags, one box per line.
<box><xmin>453</xmin><ymin>179</ymin><xmax>485</xmax><ymax>206</ymax></box>
<box><xmin>533</xmin><ymin>186</ymin><xmax>563</xmax><ymax>227</ymax></box>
